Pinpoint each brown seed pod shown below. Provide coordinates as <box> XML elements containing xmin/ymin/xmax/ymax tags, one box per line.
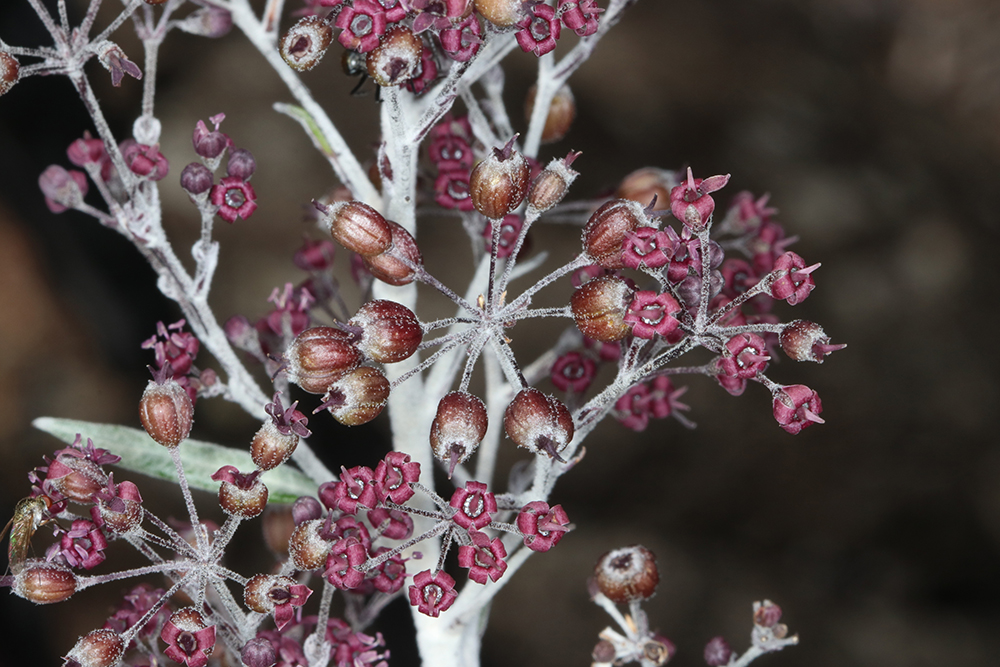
<box><xmin>504</xmin><ymin>387</ymin><xmax>574</xmax><ymax>460</ymax></box>
<box><xmin>288</xmin><ymin>519</ymin><xmax>332</xmax><ymax>571</ymax></box>
<box><xmin>430</xmin><ymin>391</ymin><xmax>488</xmax><ymax>477</ymax></box>
<box><xmin>366</xmin><ymin>26</ymin><xmax>423</xmax><ymax>87</ymax></box>
<box><xmin>321</xmin><ymin>366</ymin><xmax>390</xmax><ymax>426</ymax></box>
<box><xmin>616</xmin><ymin>167</ymin><xmax>677</xmax><ymax>208</ymax></box>
<box><xmin>139</xmin><ymin>379</ymin><xmax>194</xmax><ymax>448</ymax></box>
<box><xmin>283</xmin><ymin>327</ymin><xmax>363</xmax><ymax>394</ymax></box>
<box><xmin>250</xmin><ymin>420</ymin><xmax>299</xmax><ymax>471</ymax></box>
<box><xmin>244</xmin><ymin>574</ymin><xmax>297</xmax><ymax>613</ymax></box>
<box><xmin>474</xmin><ymin>0</ymin><xmax>523</xmax><ymax>26</ymax></box>
<box><xmin>323</xmin><ymin>200</ymin><xmax>393</xmax><ymax>257</ymax></box>
<box><xmin>363</xmin><ymin>220</ymin><xmax>423</xmax><ymax>286</ymax></box>
<box><xmin>469</xmin><ymin>139</ymin><xmax>530</xmax><ymax>220</ymax></box>
<box><xmin>525</xmin><ymin>84</ymin><xmax>576</xmax><ymax>144</ymax></box>
<box><xmin>582</xmin><ymin>198</ymin><xmax>649</xmax><ymax>268</ymax></box>
<box><xmin>64</xmin><ymin>629</ymin><xmax>127</xmax><ymax>667</ymax></box>
<box><xmin>349</xmin><ymin>299</ymin><xmax>423</xmax><ymax>363</ymax></box>
<box><xmin>14</xmin><ymin>561</ymin><xmax>78</xmax><ymax>604</ymax></box>
<box><xmin>217</xmin><ymin>470</ymin><xmax>269</xmax><ymax>519</ymax></box>
<box><xmin>593</xmin><ymin>545</ymin><xmax>659</xmax><ymax>603</ymax></box>
<box><xmin>527</xmin><ymin>154</ymin><xmax>580</xmax><ymax>215</ymax></box>
<box><xmin>571</xmin><ymin>276</ymin><xmax>633</xmax><ymax>342</ymax></box>
<box><xmin>780</xmin><ymin>320</ymin><xmax>835</xmax><ymax>363</ymax></box>
<box><xmin>0</xmin><ymin>52</ymin><xmax>20</xmax><ymax>97</ymax></box>
<box><xmin>280</xmin><ymin>16</ymin><xmax>334</xmax><ymax>72</ymax></box>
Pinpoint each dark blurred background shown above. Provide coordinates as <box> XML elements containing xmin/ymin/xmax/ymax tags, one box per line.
<box><xmin>2</xmin><ymin>0</ymin><xmax>1000</xmax><ymax>665</ymax></box>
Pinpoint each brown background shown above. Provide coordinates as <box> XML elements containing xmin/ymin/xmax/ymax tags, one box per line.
<box><xmin>2</xmin><ymin>0</ymin><xmax>1000</xmax><ymax>666</ymax></box>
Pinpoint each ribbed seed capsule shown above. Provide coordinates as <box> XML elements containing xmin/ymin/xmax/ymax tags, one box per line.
<box><xmin>280</xmin><ymin>16</ymin><xmax>334</xmax><ymax>71</ymax></box>
<box><xmin>14</xmin><ymin>561</ymin><xmax>78</xmax><ymax>604</ymax></box>
<box><xmin>283</xmin><ymin>327</ymin><xmax>363</xmax><ymax>394</ymax></box>
<box><xmin>250</xmin><ymin>420</ymin><xmax>299</xmax><ymax>471</ymax></box>
<box><xmin>504</xmin><ymin>388</ymin><xmax>574</xmax><ymax>460</ymax></box>
<box><xmin>366</xmin><ymin>26</ymin><xmax>423</xmax><ymax>87</ymax></box>
<box><xmin>470</xmin><ymin>139</ymin><xmax>530</xmax><ymax>220</ymax></box>
<box><xmin>214</xmin><ymin>468</ymin><xmax>269</xmax><ymax>519</ymax></box>
<box><xmin>64</xmin><ymin>629</ymin><xmax>126</xmax><ymax>667</ymax></box>
<box><xmin>323</xmin><ymin>200</ymin><xmax>392</xmax><ymax>257</ymax></box>
<box><xmin>363</xmin><ymin>220</ymin><xmax>423</xmax><ymax>286</ymax></box>
<box><xmin>527</xmin><ymin>154</ymin><xmax>579</xmax><ymax>215</ymax></box>
<box><xmin>139</xmin><ymin>379</ymin><xmax>194</xmax><ymax>448</ymax></box>
<box><xmin>349</xmin><ymin>299</ymin><xmax>423</xmax><ymax>363</ymax></box>
<box><xmin>780</xmin><ymin>320</ymin><xmax>840</xmax><ymax>363</ymax></box>
<box><xmin>571</xmin><ymin>276</ymin><xmax>633</xmax><ymax>342</ymax></box>
<box><xmin>321</xmin><ymin>366</ymin><xmax>390</xmax><ymax>426</ymax></box>
<box><xmin>582</xmin><ymin>198</ymin><xmax>650</xmax><ymax>268</ymax></box>
<box><xmin>594</xmin><ymin>545</ymin><xmax>659</xmax><ymax>603</ymax></box>
<box><xmin>430</xmin><ymin>391</ymin><xmax>488</xmax><ymax>477</ymax></box>
<box><xmin>289</xmin><ymin>519</ymin><xmax>332</xmax><ymax>570</ymax></box>
<box><xmin>0</xmin><ymin>52</ymin><xmax>19</xmax><ymax>96</ymax></box>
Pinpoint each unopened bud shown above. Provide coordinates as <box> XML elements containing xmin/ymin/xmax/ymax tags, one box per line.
<box><xmin>180</xmin><ymin>162</ymin><xmax>214</xmax><ymax>196</ymax></box>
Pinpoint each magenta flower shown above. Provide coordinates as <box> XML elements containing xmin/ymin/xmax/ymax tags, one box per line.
<box><xmin>449</xmin><ymin>481</ymin><xmax>497</xmax><ymax>530</ymax></box>
<box><xmin>161</xmin><ymin>608</ymin><xmax>216</xmax><ymax>667</ymax></box>
<box><xmin>330</xmin><ymin>515</ymin><xmax>373</xmax><ymax>551</ymax></box>
<box><xmin>265</xmin><ymin>392</ymin><xmax>312</xmax><ymax>438</ymax></box>
<box><xmin>408</xmin><ymin>569</ymin><xmax>458</xmax><ymax>617</ymax></box>
<box><xmin>720</xmin><ymin>258</ymin><xmax>758</xmax><ymax>299</ymax></box>
<box><xmin>319</xmin><ymin>466</ymin><xmax>379</xmax><ymax>514</ymax></box>
<box><xmin>772</xmin><ymin>384</ymin><xmax>824</xmax><ymax>434</ymax></box>
<box><xmin>622</xmin><ymin>226</ymin><xmax>673</xmax><ymax>270</ymax></box>
<box><xmin>483</xmin><ymin>215</ymin><xmax>525</xmax><ymax>259</ymax></box>
<box><xmin>516</xmin><ymin>501</ymin><xmax>570</xmax><ymax>552</ymax></box>
<box><xmin>39</xmin><ymin>165</ymin><xmax>88</xmax><ymax>213</ymax></box>
<box><xmin>66</xmin><ymin>132</ymin><xmax>106</xmax><ymax>167</ymax></box>
<box><xmin>406</xmin><ymin>45</ymin><xmax>439</xmax><ymax>93</ymax></box>
<box><xmin>646</xmin><ymin>375</ymin><xmax>688</xmax><ymax>419</ymax></box>
<box><xmin>54</xmin><ymin>519</ymin><xmax>107</xmax><ymax>570</ymax></box>
<box><xmin>192</xmin><ymin>114</ymin><xmax>230</xmax><ymax>160</ymax></box>
<box><xmin>120</xmin><ymin>140</ymin><xmax>169</xmax><ymax>180</ymax></box>
<box><xmin>458</xmin><ymin>530</ymin><xmax>508</xmax><ymax>584</ymax></box>
<box><xmin>323</xmin><ymin>617</ymin><xmax>390</xmax><ymax>667</ymax></box>
<box><xmin>324</xmin><ymin>537</ymin><xmax>368</xmax><ymax>590</ymax></box>
<box><xmin>724</xmin><ymin>190</ymin><xmax>777</xmax><ymax>233</ymax></box>
<box><xmin>614</xmin><ymin>383</ymin><xmax>651</xmax><ymax>431</ymax></box>
<box><xmin>90</xmin><ymin>476</ymin><xmax>143</xmax><ymax>534</ymax></box>
<box><xmin>750</xmin><ymin>220</ymin><xmax>794</xmax><ymax>275</ymax></box>
<box><xmin>97</xmin><ymin>42</ymin><xmax>142</xmax><ymax>87</ymax></box>
<box><xmin>368</xmin><ymin>547</ymin><xmax>408</xmax><ymax>593</ymax></box>
<box><xmin>374</xmin><ymin>451</ymin><xmax>421</xmax><ymax>504</ymax></box>
<box><xmin>516</xmin><ymin>3</ymin><xmax>561</xmax><ymax>56</ymax></box>
<box><xmin>210</xmin><ymin>175</ymin><xmax>258</xmax><ymax>222</ymax></box>
<box><xmin>256</xmin><ymin>283</ymin><xmax>314</xmax><ymax>348</ymax></box>
<box><xmin>559</xmin><ymin>0</ymin><xmax>603</xmax><ymax>36</ymax></box>
<box><xmin>624</xmin><ymin>290</ymin><xmax>681</xmax><ymax>339</ymax></box>
<box><xmin>669</xmin><ymin>167</ymin><xmax>730</xmax><ymax>230</ymax></box>
<box><xmin>434</xmin><ymin>169</ymin><xmax>474</xmax><ymax>210</ymax></box>
<box><xmin>717</xmin><ymin>333</ymin><xmax>770</xmax><ymax>380</ymax></box>
<box><xmin>335</xmin><ymin>0</ymin><xmax>388</xmax><ymax>53</ymax></box>
<box><xmin>550</xmin><ymin>351</ymin><xmax>597</xmax><ymax>393</ymax></box>
<box><xmin>33</xmin><ymin>442</ymin><xmax>111</xmax><ymax>504</ymax></box>
<box><xmin>105</xmin><ymin>583</ymin><xmax>170</xmax><ymax>640</ymax></box>
<box><xmin>428</xmin><ymin>132</ymin><xmax>473</xmax><ymax>171</ymax></box>
<box><xmin>244</xmin><ymin>575</ymin><xmax>312</xmax><ymax>631</ymax></box>
<box><xmin>410</xmin><ymin>0</ymin><xmax>470</xmax><ymax>34</ymax></box>
<box><xmin>439</xmin><ymin>13</ymin><xmax>482</xmax><ymax>62</ymax></box>
<box><xmin>367</xmin><ymin>507</ymin><xmax>414</xmax><ymax>540</ymax></box>
<box><xmin>769</xmin><ymin>251</ymin><xmax>818</xmax><ymax>305</ymax></box>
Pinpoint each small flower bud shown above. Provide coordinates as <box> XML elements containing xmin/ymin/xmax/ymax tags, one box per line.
<box><xmin>525</xmin><ymin>84</ymin><xmax>575</xmax><ymax>144</ymax></box>
<box><xmin>193</xmin><ymin>116</ymin><xmax>229</xmax><ymax>160</ymax></box>
<box><xmin>139</xmin><ymin>379</ymin><xmax>194</xmax><ymax>448</ymax></box>
<box><xmin>283</xmin><ymin>326</ymin><xmax>363</xmax><ymax>394</ymax></box>
<box><xmin>322</xmin><ymin>200</ymin><xmax>393</xmax><ymax>257</ymax></box>
<box><xmin>289</xmin><ymin>519</ymin><xmax>332</xmax><ymax>570</ymax></box>
<box><xmin>504</xmin><ymin>388</ymin><xmax>574</xmax><ymax>460</ymax></box>
<box><xmin>475</xmin><ymin>0</ymin><xmax>524</xmax><ymax>26</ymax></box>
<box><xmin>212</xmin><ymin>466</ymin><xmax>268</xmax><ymax>519</ymax></box>
<box><xmin>227</xmin><ymin>148</ymin><xmax>256</xmax><ymax>180</ymax></box>
<box><xmin>14</xmin><ymin>561</ymin><xmax>77</xmax><ymax>604</ymax></box>
<box><xmin>754</xmin><ymin>599</ymin><xmax>783</xmax><ymax>627</ymax></box>
<box><xmin>366</xmin><ymin>26</ymin><xmax>423</xmax><ymax>87</ymax></box>
<box><xmin>593</xmin><ymin>545</ymin><xmax>659</xmax><ymax>603</ymax></box>
<box><xmin>64</xmin><ymin>629</ymin><xmax>126</xmax><ymax>667</ymax></box>
<box><xmin>177</xmin><ymin>5</ymin><xmax>233</xmax><ymax>38</ymax></box>
<box><xmin>527</xmin><ymin>152</ymin><xmax>580</xmax><ymax>215</ymax></box>
<box><xmin>241</xmin><ymin>637</ymin><xmax>277</xmax><ymax>667</ymax></box>
<box><xmin>180</xmin><ymin>162</ymin><xmax>214</xmax><ymax>196</ymax></box>
<box><xmin>363</xmin><ymin>220</ymin><xmax>423</xmax><ymax>286</ymax></box>
<box><xmin>703</xmin><ymin>636</ymin><xmax>732</xmax><ymax>666</ymax></box>
<box><xmin>251</xmin><ymin>421</ymin><xmax>299</xmax><ymax>471</ymax></box>
<box><xmin>280</xmin><ymin>16</ymin><xmax>334</xmax><ymax>71</ymax></box>
<box><xmin>348</xmin><ymin>299</ymin><xmax>423</xmax><ymax>363</ymax></box>
<box><xmin>780</xmin><ymin>320</ymin><xmax>844</xmax><ymax>363</ymax></box>
<box><xmin>582</xmin><ymin>198</ymin><xmax>650</xmax><ymax>268</ymax></box>
<box><xmin>571</xmin><ymin>275</ymin><xmax>633</xmax><ymax>342</ymax></box>
<box><xmin>0</xmin><ymin>51</ymin><xmax>20</xmax><ymax>96</ymax></box>
<box><xmin>430</xmin><ymin>391</ymin><xmax>488</xmax><ymax>477</ymax></box>
<box><xmin>320</xmin><ymin>366</ymin><xmax>390</xmax><ymax>426</ymax></box>
<box><xmin>470</xmin><ymin>137</ymin><xmax>530</xmax><ymax>219</ymax></box>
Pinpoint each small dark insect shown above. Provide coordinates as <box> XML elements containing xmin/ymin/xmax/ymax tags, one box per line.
<box><xmin>341</xmin><ymin>49</ymin><xmax>371</xmax><ymax>97</ymax></box>
<box><xmin>1</xmin><ymin>495</ymin><xmax>54</xmax><ymax>574</ymax></box>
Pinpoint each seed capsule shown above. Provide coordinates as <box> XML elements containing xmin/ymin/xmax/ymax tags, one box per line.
<box><xmin>349</xmin><ymin>299</ymin><xmax>423</xmax><ymax>363</ymax></box>
<box><xmin>571</xmin><ymin>276</ymin><xmax>633</xmax><ymax>342</ymax></box>
<box><xmin>525</xmin><ymin>84</ymin><xmax>575</xmax><ymax>144</ymax></box>
<box><xmin>139</xmin><ymin>379</ymin><xmax>194</xmax><ymax>448</ymax></box>
<box><xmin>64</xmin><ymin>629</ymin><xmax>126</xmax><ymax>667</ymax></box>
<box><xmin>780</xmin><ymin>320</ymin><xmax>842</xmax><ymax>363</ymax></box>
<box><xmin>289</xmin><ymin>519</ymin><xmax>332</xmax><ymax>570</ymax></box>
<box><xmin>430</xmin><ymin>391</ymin><xmax>488</xmax><ymax>477</ymax></box>
<box><xmin>527</xmin><ymin>153</ymin><xmax>579</xmax><ymax>215</ymax></box>
<box><xmin>593</xmin><ymin>545</ymin><xmax>659</xmax><ymax>603</ymax></box>
<box><xmin>214</xmin><ymin>467</ymin><xmax>269</xmax><ymax>519</ymax></box>
<box><xmin>0</xmin><ymin>52</ymin><xmax>20</xmax><ymax>97</ymax></box>
<box><xmin>14</xmin><ymin>560</ymin><xmax>78</xmax><ymax>604</ymax></box>
<box><xmin>250</xmin><ymin>420</ymin><xmax>299</xmax><ymax>471</ymax></box>
<box><xmin>280</xmin><ymin>16</ymin><xmax>334</xmax><ymax>71</ymax></box>
<box><xmin>323</xmin><ymin>200</ymin><xmax>393</xmax><ymax>257</ymax></box>
<box><xmin>321</xmin><ymin>366</ymin><xmax>390</xmax><ymax>426</ymax></box>
<box><xmin>504</xmin><ymin>388</ymin><xmax>574</xmax><ymax>460</ymax></box>
<box><xmin>475</xmin><ymin>0</ymin><xmax>523</xmax><ymax>26</ymax></box>
<box><xmin>616</xmin><ymin>167</ymin><xmax>677</xmax><ymax>207</ymax></box>
<box><xmin>469</xmin><ymin>139</ymin><xmax>530</xmax><ymax>220</ymax></box>
<box><xmin>283</xmin><ymin>326</ymin><xmax>363</xmax><ymax>394</ymax></box>
<box><xmin>582</xmin><ymin>199</ymin><xmax>649</xmax><ymax>268</ymax></box>
<box><xmin>366</xmin><ymin>26</ymin><xmax>423</xmax><ymax>87</ymax></box>
<box><xmin>363</xmin><ymin>220</ymin><xmax>423</xmax><ymax>286</ymax></box>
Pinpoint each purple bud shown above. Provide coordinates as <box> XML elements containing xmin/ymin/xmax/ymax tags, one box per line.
<box><xmin>227</xmin><ymin>148</ymin><xmax>256</xmax><ymax>180</ymax></box>
<box><xmin>181</xmin><ymin>162</ymin><xmax>214</xmax><ymax>195</ymax></box>
<box><xmin>704</xmin><ymin>636</ymin><xmax>732</xmax><ymax>666</ymax></box>
<box><xmin>241</xmin><ymin>637</ymin><xmax>276</xmax><ymax>667</ymax></box>
<box><xmin>39</xmin><ymin>165</ymin><xmax>88</xmax><ymax>213</ymax></box>
<box><xmin>180</xmin><ymin>6</ymin><xmax>233</xmax><ymax>39</ymax></box>
<box><xmin>193</xmin><ymin>119</ymin><xmax>229</xmax><ymax>159</ymax></box>
<box><xmin>292</xmin><ymin>496</ymin><xmax>323</xmax><ymax>524</ymax></box>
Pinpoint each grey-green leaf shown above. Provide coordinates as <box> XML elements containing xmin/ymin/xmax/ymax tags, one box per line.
<box><xmin>32</xmin><ymin>417</ymin><xmax>316</xmax><ymax>504</ymax></box>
